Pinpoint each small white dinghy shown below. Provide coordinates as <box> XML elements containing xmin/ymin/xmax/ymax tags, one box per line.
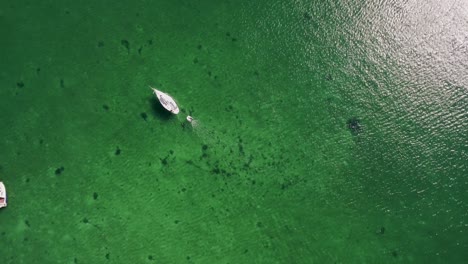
<box><xmin>0</xmin><ymin>182</ymin><xmax>7</xmax><ymax>209</ymax></box>
<box><xmin>151</xmin><ymin>87</ymin><xmax>180</xmax><ymax>114</ymax></box>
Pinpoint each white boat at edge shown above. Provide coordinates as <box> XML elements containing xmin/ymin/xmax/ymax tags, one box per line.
<box><xmin>151</xmin><ymin>87</ymin><xmax>180</xmax><ymax>114</ymax></box>
<box><xmin>0</xmin><ymin>182</ymin><xmax>6</xmax><ymax>208</ymax></box>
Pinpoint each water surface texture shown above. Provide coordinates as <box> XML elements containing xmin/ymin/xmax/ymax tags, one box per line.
<box><xmin>0</xmin><ymin>0</ymin><xmax>467</xmax><ymax>263</ymax></box>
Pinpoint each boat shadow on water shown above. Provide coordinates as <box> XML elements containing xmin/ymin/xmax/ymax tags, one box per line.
<box><xmin>149</xmin><ymin>97</ymin><xmax>175</xmax><ymax>121</ymax></box>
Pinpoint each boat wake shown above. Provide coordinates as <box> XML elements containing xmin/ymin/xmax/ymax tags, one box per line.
<box><xmin>188</xmin><ymin>117</ymin><xmax>209</xmax><ymax>138</ymax></box>
<box><xmin>187</xmin><ymin>117</ymin><xmax>224</xmax><ymax>146</ymax></box>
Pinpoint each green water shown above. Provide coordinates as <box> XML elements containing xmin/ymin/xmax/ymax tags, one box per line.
<box><xmin>1</xmin><ymin>0</ymin><xmax>467</xmax><ymax>263</ymax></box>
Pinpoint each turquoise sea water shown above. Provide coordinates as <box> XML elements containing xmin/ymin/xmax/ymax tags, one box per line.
<box><xmin>1</xmin><ymin>0</ymin><xmax>467</xmax><ymax>263</ymax></box>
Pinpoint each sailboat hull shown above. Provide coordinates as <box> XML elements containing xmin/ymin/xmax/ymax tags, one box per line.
<box><xmin>0</xmin><ymin>182</ymin><xmax>7</xmax><ymax>208</ymax></box>
<box><xmin>151</xmin><ymin>88</ymin><xmax>180</xmax><ymax>114</ymax></box>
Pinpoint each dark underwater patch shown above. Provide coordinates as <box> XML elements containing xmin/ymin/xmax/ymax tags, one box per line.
<box><xmin>347</xmin><ymin>117</ymin><xmax>362</xmax><ymax>135</ymax></box>
<box><xmin>55</xmin><ymin>166</ymin><xmax>65</xmax><ymax>175</ymax></box>
<box><xmin>140</xmin><ymin>112</ymin><xmax>148</xmax><ymax>121</ymax></box>
<box><xmin>121</xmin><ymin>40</ymin><xmax>130</xmax><ymax>53</ymax></box>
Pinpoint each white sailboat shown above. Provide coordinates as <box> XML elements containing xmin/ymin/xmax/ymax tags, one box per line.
<box><xmin>151</xmin><ymin>87</ymin><xmax>180</xmax><ymax>114</ymax></box>
<box><xmin>0</xmin><ymin>182</ymin><xmax>7</xmax><ymax>208</ymax></box>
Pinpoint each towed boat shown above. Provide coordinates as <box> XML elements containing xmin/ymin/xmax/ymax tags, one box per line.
<box><xmin>0</xmin><ymin>182</ymin><xmax>6</xmax><ymax>208</ymax></box>
<box><xmin>151</xmin><ymin>87</ymin><xmax>180</xmax><ymax>114</ymax></box>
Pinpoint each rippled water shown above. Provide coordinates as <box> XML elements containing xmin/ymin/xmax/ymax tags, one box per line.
<box><xmin>239</xmin><ymin>0</ymin><xmax>467</xmax><ymax>261</ymax></box>
<box><xmin>0</xmin><ymin>0</ymin><xmax>467</xmax><ymax>263</ymax></box>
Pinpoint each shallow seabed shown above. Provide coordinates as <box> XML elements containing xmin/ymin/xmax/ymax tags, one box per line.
<box><xmin>0</xmin><ymin>0</ymin><xmax>467</xmax><ymax>263</ymax></box>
